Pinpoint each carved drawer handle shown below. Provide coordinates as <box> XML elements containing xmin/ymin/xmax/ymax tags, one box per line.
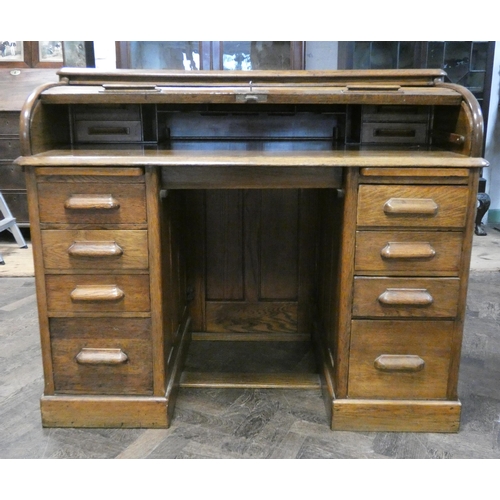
<box><xmin>76</xmin><ymin>348</ymin><xmax>128</xmax><ymax>365</ymax></box>
<box><xmin>374</xmin><ymin>354</ymin><xmax>425</xmax><ymax>372</ymax></box>
<box><xmin>383</xmin><ymin>198</ymin><xmax>438</xmax><ymax>216</ymax></box>
<box><xmin>70</xmin><ymin>285</ymin><xmax>125</xmax><ymax>302</ymax></box>
<box><xmin>381</xmin><ymin>242</ymin><xmax>436</xmax><ymax>260</ymax></box>
<box><xmin>378</xmin><ymin>288</ymin><xmax>434</xmax><ymax>306</ymax></box>
<box><xmin>68</xmin><ymin>241</ymin><xmax>124</xmax><ymax>259</ymax></box>
<box><xmin>64</xmin><ymin>194</ymin><xmax>120</xmax><ymax>211</ymax></box>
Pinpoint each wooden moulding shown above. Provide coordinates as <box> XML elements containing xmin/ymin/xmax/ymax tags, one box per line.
<box><xmin>40</xmin><ymin>395</ymin><xmax>170</xmax><ymax>428</ymax></box>
<box><xmin>331</xmin><ymin>399</ymin><xmax>461</xmax><ymax>433</ymax></box>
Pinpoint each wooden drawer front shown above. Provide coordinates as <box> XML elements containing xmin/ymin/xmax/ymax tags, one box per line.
<box><xmin>46</xmin><ymin>275</ymin><xmax>150</xmax><ymax>313</ymax></box>
<box><xmin>0</xmin><ymin>162</ymin><xmax>24</xmax><ymax>190</ymax></box>
<box><xmin>37</xmin><ymin>182</ymin><xmax>147</xmax><ymax>225</ymax></box>
<box><xmin>42</xmin><ymin>230</ymin><xmax>148</xmax><ymax>270</ymax></box>
<box><xmin>0</xmin><ymin>111</ymin><xmax>19</xmax><ymax>135</ymax></box>
<box><xmin>0</xmin><ymin>137</ymin><xmax>20</xmax><ymax>159</ymax></box>
<box><xmin>348</xmin><ymin>320</ymin><xmax>453</xmax><ymax>399</ymax></box>
<box><xmin>50</xmin><ymin>317</ymin><xmax>153</xmax><ymax>395</ymax></box>
<box><xmin>1</xmin><ymin>191</ymin><xmax>29</xmax><ymax>224</ymax></box>
<box><xmin>74</xmin><ymin>120</ymin><xmax>143</xmax><ymax>143</ymax></box>
<box><xmin>357</xmin><ymin>185</ymin><xmax>469</xmax><ymax>228</ymax></box>
<box><xmin>352</xmin><ymin>277</ymin><xmax>460</xmax><ymax>318</ymax></box>
<box><xmin>355</xmin><ymin>231</ymin><xmax>463</xmax><ymax>274</ymax></box>
<box><xmin>361</xmin><ymin>122</ymin><xmax>428</xmax><ymax>145</ymax></box>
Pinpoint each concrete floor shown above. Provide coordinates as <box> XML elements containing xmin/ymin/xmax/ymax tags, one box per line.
<box><xmin>0</xmin><ymin>226</ymin><xmax>499</xmax><ymax>460</ymax></box>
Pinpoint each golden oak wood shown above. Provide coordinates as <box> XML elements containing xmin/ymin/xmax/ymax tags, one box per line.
<box><xmin>352</xmin><ymin>277</ymin><xmax>460</xmax><ymax>318</ymax></box>
<box><xmin>331</xmin><ymin>400</ymin><xmax>461</xmax><ymax>433</ymax></box>
<box><xmin>16</xmin><ymin>69</ymin><xmax>487</xmax><ymax>432</ymax></box>
<box><xmin>37</xmin><ymin>182</ymin><xmax>147</xmax><ymax>225</ymax></box>
<box><xmin>355</xmin><ymin>230</ymin><xmax>464</xmax><ymax>275</ymax></box>
<box><xmin>45</xmin><ymin>274</ymin><xmax>151</xmax><ymax>313</ymax></box>
<box><xmin>348</xmin><ymin>320</ymin><xmax>454</xmax><ymax>399</ymax></box>
<box><xmin>357</xmin><ymin>185</ymin><xmax>469</xmax><ymax>228</ymax></box>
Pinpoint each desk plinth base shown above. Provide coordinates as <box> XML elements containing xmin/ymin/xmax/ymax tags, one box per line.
<box><xmin>330</xmin><ymin>398</ymin><xmax>461</xmax><ymax>433</ymax></box>
<box><xmin>40</xmin><ymin>395</ymin><xmax>172</xmax><ymax>428</ymax></box>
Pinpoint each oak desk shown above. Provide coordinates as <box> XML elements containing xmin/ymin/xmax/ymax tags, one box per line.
<box><xmin>16</xmin><ymin>69</ymin><xmax>487</xmax><ymax>431</ymax></box>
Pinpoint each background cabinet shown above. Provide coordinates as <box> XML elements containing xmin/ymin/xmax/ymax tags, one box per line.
<box><xmin>0</xmin><ymin>68</ymin><xmax>59</xmax><ymax>225</ymax></box>
<box><xmin>338</xmin><ymin>41</ymin><xmax>496</xmax><ymax>138</ymax></box>
<box><xmin>115</xmin><ymin>41</ymin><xmax>304</xmax><ymax>70</ymax></box>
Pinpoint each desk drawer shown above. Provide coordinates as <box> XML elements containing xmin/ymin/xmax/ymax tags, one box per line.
<box><xmin>37</xmin><ymin>182</ymin><xmax>147</xmax><ymax>225</ymax></box>
<box><xmin>348</xmin><ymin>320</ymin><xmax>453</xmax><ymax>399</ymax></box>
<box><xmin>352</xmin><ymin>277</ymin><xmax>460</xmax><ymax>318</ymax></box>
<box><xmin>0</xmin><ymin>111</ymin><xmax>19</xmax><ymax>135</ymax></box>
<box><xmin>357</xmin><ymin>185</ymin><xmax>469</xmax><ymax>228</ymax></box>
<box><xmin>355</xmin><ymin>230</ymin><xmax>463</xmax><ymax>274</ymax></box>
<box><xmin>0</xmin><ymin>137</ymin><xmax>20</xmax><ymax>159</ymax></box>
<box><xmin>46</xmin><ymin>274</ymin><xmax>151</xmax><ymax>313</ymax></box>
<box><xmin>42</xmin><ymin>230</ymin><xmax>149</xmax><ymax>270</ymax></box>
<box><xmin>0</xmin><ymin>162</ymin><xmax>25</xmax><ymax>190</ymax></box>
<box><xmin>50</xmin><ymin>317</ymin><xmax>153</xmax><ymax>395</ymax></box>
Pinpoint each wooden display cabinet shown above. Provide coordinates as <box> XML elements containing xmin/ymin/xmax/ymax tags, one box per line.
<box><xmin>16</xmin><ymin>68</ymin><xmax>487</xmax><ymax>431</ymax></box>
<box><xmin>115</xmin><ymin>41</ymin><xmax>304</xmax><ymax>70</ymax></box>
<box><xmin>0</xmin><ymin>68</ymin><xmax>59</xmax><ymax>225</ymax></box>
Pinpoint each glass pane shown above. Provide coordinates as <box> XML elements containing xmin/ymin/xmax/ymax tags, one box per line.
<box><xmin>370</xmin><ymin>41</ymin><xmax>398</xmax><ymax>68</ymax></box>
<box><xmin>305</xmin><ymin>42</ymin><xmax>338</xmax><ymax>69</ymax></box>
<box><xmin>443</xmin><ymin>41</ymin><xmax>471</xmax><ymax>83</ymax></box>
<box><xmin>427</xmin><ymin>42</ymin><xmax>444</xmax><ymax>68</ymax></box>
<box><xmin>353</xmin><ymin>42</ymin><xmax>371</xmax><ymax>69</ymax></box>
<box><xmin>128</xmin><ymin>41</ymin><xmax>199</xmax><ymax>70</ymax></box>
<box><xmin>0</xmin><ymin>40</ymin><xmax>23</xmax><ymax>61</ymax></box>
<box><xmin>471</xmin><ymin>42</ymin><xmax>488</xmax><ymax>71</ymax></box>
<box><xmin>462</xmin><ymin>71</ymin><xmax>485</xmax><ymax>93</ymax></box>
<box><xmin>39</xmin><ymin>41</ymin><xmax>63</xmax><ymax>62</ymax></box>
<box><xmin>398</xmin><ymin>42</ymin><xmax>416</xmax><ymax>69</ymax></box>
<box><xmin>222</xmin><ymin>41</ymin><xmax>291</xmax><ymax>70</ymax></box>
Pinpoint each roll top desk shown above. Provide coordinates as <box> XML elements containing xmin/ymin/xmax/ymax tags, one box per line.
<box><xmin>16</xmin><ymin>69</ymin><xmax>487</xmax><ymax>432</ymax></box>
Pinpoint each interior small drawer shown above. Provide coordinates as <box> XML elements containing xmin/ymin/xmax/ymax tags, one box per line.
<box><xmin>355</xmin><ymin>230</ymin><xmax>463</xmax><ymax>275</ymax></box>
<box><xmin>45</xmin><ymin>274</ymin><xmax>151</xmax><ymax>313</ymax></box>
<box><xmin>348</xmin><ymin>319</ymin><xmax>454</xmax><ymax>399</ymax></box>
<box><xmin>37</xmin><ymin>182</ymin><xmax>147</xmax><ymax>225</ymax></box>
<box><xmin>352</xmin><ymin>277</ymin><xmax>460</xmax><ymax>318</ymax></box>
<box><xmin>357</xmin><ymin>185</ymin><xmax>469</xmax><ymax>228</ymax></box>
<box><xmin>361</xmin><ymin>122</ymin><xmax>428</xmax><ymax>144</ymax></box>
<box><xmin>74</xmin><ymin>120</ymin><xmax>143</xmax><ymax>143</ymax></box>
<box><xmin>50</xmin><ymin>317</ymin><xmax>153</xmax><ymax>395</ymax></box>
<box><xmin>41</xmin><ymin>229</ymin><xmax>149</xmax><ymax>270</ymax></box>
